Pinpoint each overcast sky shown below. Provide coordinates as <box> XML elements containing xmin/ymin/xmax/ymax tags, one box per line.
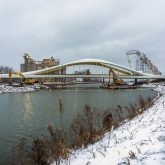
<box><xmin>0</xmin><ymin>0</ymin><xmax>165</xmax><ymax>73</ymax></box>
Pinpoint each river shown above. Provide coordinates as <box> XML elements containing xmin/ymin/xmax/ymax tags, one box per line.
<box><xmin>0</xmin><ymin>87</ymin><xmax>157</xmax><ymax>164</ymax></box>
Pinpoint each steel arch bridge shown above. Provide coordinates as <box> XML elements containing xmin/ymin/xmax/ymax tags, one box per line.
<box><xmin>24</xmin><ymin>58</ymin><xmax>150</xmax><ymax>76</ymax></box>
<box><xmin>0</xmin><ymin>58</ymin><xmax>162</xmax><ymax>80</ymax></box>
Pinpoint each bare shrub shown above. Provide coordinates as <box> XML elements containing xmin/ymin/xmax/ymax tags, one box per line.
<box><xmin>70</xmin><ymin>105</ymin><xmax>103</xmax><ymax>148</ymax></box>
<box><xmin>102</xmin><ymin>112</ymin><xmax>112</xmax><ymax>130</ymax></box>
<box><xmin>11</xmin><ymin>138</ymin><xmax>28</xmax><ymax>165</ymax></box>
<box><xmin>29</xmin><ymin>138</ymin><xmax>49</xmax><ymax>165</ymax></box>
<box><xmin>138</xmin><ymin>95</ymin><xmax>147</xmax><ymax>110</ymax></box>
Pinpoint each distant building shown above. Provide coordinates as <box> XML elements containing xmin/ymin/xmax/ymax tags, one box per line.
<box><xmin>20</xmin><ymin>53</ymin><xmax>60</xmax><ymax>72</ymax></box>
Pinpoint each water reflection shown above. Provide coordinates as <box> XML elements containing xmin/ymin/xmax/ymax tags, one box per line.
<box><xmin>22</xmin><ymin>93</ymin><xmax>33</xmax><ymax>122</ymax></box>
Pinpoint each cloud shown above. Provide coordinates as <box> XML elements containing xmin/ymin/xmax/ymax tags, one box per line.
<box><xmin>0</xmin><ymin>0</ymin><xmax>164</xmax><ymax>73</ymax></box>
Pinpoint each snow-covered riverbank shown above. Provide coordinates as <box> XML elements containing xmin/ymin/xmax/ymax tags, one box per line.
<box><xmin>0</xmin><ymin>83</ymin><xmax>50</xmax><ymax>93</ymax></box>
<box><xmin>0</xmin><ymin>84</ymin><xmax>35</xmax><ymax>93</ymax></box>
<box><xmin>55</xmin><ymin>86</ymin><xmax>165</xmax><ymax>165</ymax></box>
<box><xmin>0</xmin><ymin>81</ymin><xmax>164</xmax><ymax>94</ymax></box>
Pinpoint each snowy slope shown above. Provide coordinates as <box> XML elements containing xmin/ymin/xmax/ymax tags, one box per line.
<box><xmin>55</xmin><ymin>86</ymin><xmax>165</xmax><ymax>165</ymax></box>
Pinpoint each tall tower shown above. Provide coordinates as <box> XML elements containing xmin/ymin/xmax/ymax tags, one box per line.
<box><xmin>23</xmin><ymin>53</ymin><xmax>30</xmax><ymax>72</ymax></box>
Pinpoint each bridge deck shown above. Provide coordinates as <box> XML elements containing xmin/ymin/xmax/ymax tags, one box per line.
<box><xmin>0</xmin><ymin>74</ymin><xmax>165</xmax><ymax>79</ymax></box>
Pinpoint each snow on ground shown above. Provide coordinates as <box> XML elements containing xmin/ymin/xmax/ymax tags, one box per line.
<box><xmin>140</xmin><ymin>82</ymin><xmax>165</xmax><ymax>88</ymax></box>
<box><xmin>0</xmin><ymin>84</ymin><xmax>35</xmax><ymax>93</ymax></box>
<box><xmin>0</xmin><ymin>83</ymin><xmax>50</xmax><ymax>93</ymax></box>
<box><xmin>56</xmin><ymin>86</ymin><xmax>165</xmax><ymax>165</ymax></box>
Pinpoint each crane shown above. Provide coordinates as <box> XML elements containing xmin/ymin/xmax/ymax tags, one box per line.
<box><xmin>126</xmin><ymin>50</ymin><xmax>161</xmax><ymax>75</ymax></box>
<box><xmin>108</xmin><ymin>68</ymin><xmax>123</xmax><ymax>86</ymax></box>
<box><xmin>126</xmin><ymin>50</ymin><xmax>140</xmax><ymax>69</ymax></box>
<box><xmin>8</xmin><ymin>71</ymin><xmax>36</xmax><ymax>84</ymax></box>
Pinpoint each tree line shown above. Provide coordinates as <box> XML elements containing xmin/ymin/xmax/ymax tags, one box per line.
<box><xmin>0</xmin><ymin>65</ymin><xmax>14</xmax><ymax>74</ymax></box>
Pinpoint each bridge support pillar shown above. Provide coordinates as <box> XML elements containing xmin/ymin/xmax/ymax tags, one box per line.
<box><xmin>134</xmin><ymin>78</ymin><xmax>137</xmax><ymax>85</ymax></box>
<box><xmin>147</xmin><ymin>78</ymin><xmax>150</xmax><ymax>84</ymax></box>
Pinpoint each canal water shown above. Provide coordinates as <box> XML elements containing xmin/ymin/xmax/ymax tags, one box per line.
<box><xmin>0</xmin><ymin>88</ymin><xmax>157</xmax><ymax>164</ymax></box>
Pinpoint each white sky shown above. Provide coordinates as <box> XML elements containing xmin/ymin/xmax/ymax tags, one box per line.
<box><xmin>0</xmin><ymin>0</ymin><xmax>165</xmax><ymax>73</ymax></box>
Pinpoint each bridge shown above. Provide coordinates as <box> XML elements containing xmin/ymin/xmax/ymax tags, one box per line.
<box><xmin>0</xmin><ymin>52</ymin><xmax>163</xmax><ymax>84</ymax></box>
